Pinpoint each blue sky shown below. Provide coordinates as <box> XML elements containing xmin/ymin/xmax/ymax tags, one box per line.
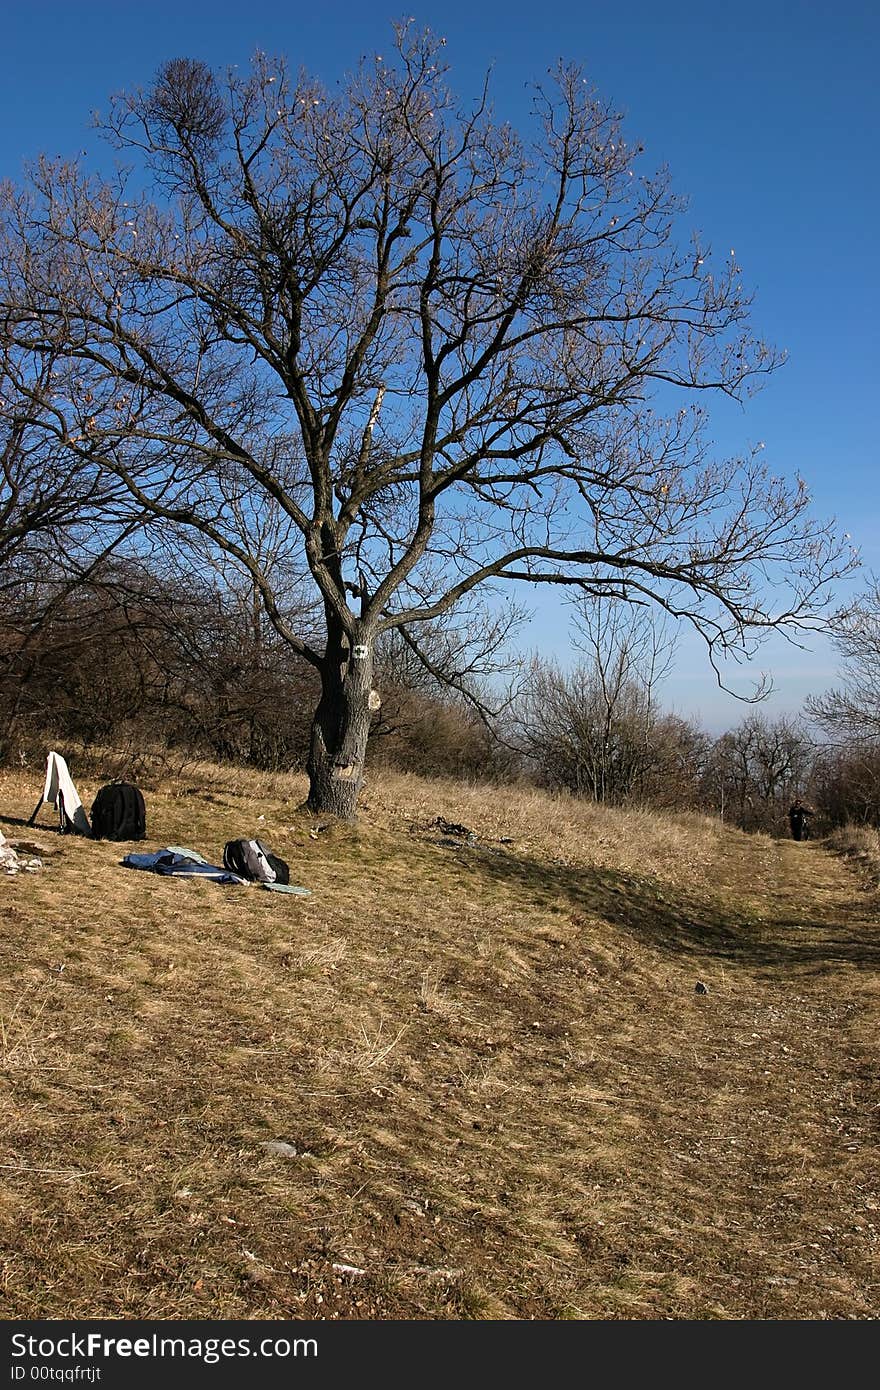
<box><xmin>2</xmin><ymin>1</ymin><xmax>877</xmax><ymax>732</ymax></box>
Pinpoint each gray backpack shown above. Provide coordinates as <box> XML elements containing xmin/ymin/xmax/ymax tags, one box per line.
<box><xmin>222</xmin><ymin>838</ymin><xmax>290</xmax><ymax>885</ymax></box>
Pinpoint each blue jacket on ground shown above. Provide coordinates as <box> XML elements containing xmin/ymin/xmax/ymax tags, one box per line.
<box><xmin>122</xmin><ymin>848</ymin><xmax>245</xmax><ymax>884</ymax></box>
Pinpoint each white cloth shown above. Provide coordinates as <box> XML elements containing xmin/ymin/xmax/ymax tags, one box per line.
<box><xmin>41</xmin><ymin>751</ymin><xmax>91</xmax><ymax>835</ymax></box>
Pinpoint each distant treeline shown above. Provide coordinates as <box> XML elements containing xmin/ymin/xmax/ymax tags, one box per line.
<box><xmin>2</xmin><ymin>551</ymin><xmax>878</xmax><ymax>836</ymax></box>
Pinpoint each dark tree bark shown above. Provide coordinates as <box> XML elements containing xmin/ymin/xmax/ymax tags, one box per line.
<box><xmin>307</xmin><ymin>623</ymin><xmax>375</xmax><ymax>819</ymax></box>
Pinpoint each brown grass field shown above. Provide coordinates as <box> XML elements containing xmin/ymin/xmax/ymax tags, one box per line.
<box><xmin>1</xmin><ymin>760</ymin><xmax>878</xmax><ymax>1320</ymax></box>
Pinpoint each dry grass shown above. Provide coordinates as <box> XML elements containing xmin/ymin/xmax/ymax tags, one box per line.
<box><xmin>825</xmin><ymin>823</ymin><xmax>880</xmax><ymax>892</ymax></box>
<box><xmin>0</xmin><ymin>759</ymin><xmax>878</xmax><ymax>1320</ymax></box>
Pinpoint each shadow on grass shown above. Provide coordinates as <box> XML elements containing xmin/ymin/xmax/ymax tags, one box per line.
<box><xmin>449</xmin><ymin>842</ymin><xmax>880</xmax><ymax>977</ymax></box>
<box><xmin>1</xmin><ymin>815</ymin><xmax>62</xmax><ymax>831</ymax></box>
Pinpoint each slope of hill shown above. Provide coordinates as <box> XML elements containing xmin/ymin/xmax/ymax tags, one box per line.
<box><xmin>1</xmin><ymin>763</ymin><xmax>878</xmax><ymax>1319</ymax></box>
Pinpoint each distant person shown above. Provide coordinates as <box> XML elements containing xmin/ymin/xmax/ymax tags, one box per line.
<box><xmin>788</xmin><ymin>800</ymin><xmax>813</xmax><ymax>841</ymax></box>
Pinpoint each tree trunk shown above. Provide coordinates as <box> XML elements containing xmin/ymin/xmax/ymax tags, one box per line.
<box><xmin>306</xmin><ymin>629</ymin><xmax>374</xmax><ymax>819</ymax></box>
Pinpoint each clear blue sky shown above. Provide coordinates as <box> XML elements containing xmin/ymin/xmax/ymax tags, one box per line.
<box><xmin>2</xmin><ymin>1</ymin><xmax>877</xmax><ymax>732</ymax></box>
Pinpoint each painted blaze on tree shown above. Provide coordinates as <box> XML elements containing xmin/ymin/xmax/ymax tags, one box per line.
<box><xmin>0</xmin><ymin>25</ymin><xmax>850</xmax><ymax>816</ymax></box>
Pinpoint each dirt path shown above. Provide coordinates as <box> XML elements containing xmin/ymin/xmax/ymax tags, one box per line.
<box><xmin>589</xmin><ymin>839</ymin><xmax>880</xmax><ymax>1318</ymax></box>
<box><xmin>741</xmin><ymin>837</ymin><xmax>880</xmax><ymax>959</ymax></box>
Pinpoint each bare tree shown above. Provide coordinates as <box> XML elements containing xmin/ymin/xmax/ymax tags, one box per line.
<box><xmin>512</xmin><ymin>601</ymin><xmax>700</xmax><ymax>803</ymax></box>
<box><xmin>811</xmin><ymin>742</ymin><xmax>880</xmax><ymax>828</ymax></box>
<box><xmin>706</xmin><ymin>713</ymin><xmax>813</xmax><ymax>833</ymax></box>
<box><xmin>805</xmin><ymin>583</ymin><xmax>880</xmax><ymax>828</ymax></box>
<box><xmin>572</xmin><ymin>596</ymin><xmax>674</xmax><ymax>798</ymax></box>
<box><xmin>0</xmin><ymin>26</ymin><xmax>851</xmax><ymax>815</ymax></box>
<box><xmin>806</xmin><ymin>581</ymin><xmax>880</xmax><ymax>743</ymax></box>
<box><xmin>0</xmin><ymin>327</ymin><xmax>140</xmax><ymax>748</ymax></box>
<box><xmin>0</xmin><ymin>334</ymin><xmax>127</xmax><ymax>577</ymax></box>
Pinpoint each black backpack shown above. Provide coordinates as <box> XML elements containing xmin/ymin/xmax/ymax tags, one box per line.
<box><xmin>90</xmin><ymin>782</ymin><xmax>147</xmax><ymax>842</ymax></box>
<box><xmin>222</xmin><ymin>838</ymin><xmax>290</xmax><ymax>885</ymax></box>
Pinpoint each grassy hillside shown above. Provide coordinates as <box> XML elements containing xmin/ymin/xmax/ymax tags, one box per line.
<box><xmin>1</xmin><ymin>761</ymin><xmax>878</xmax><ymax>1319</ymax></box>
